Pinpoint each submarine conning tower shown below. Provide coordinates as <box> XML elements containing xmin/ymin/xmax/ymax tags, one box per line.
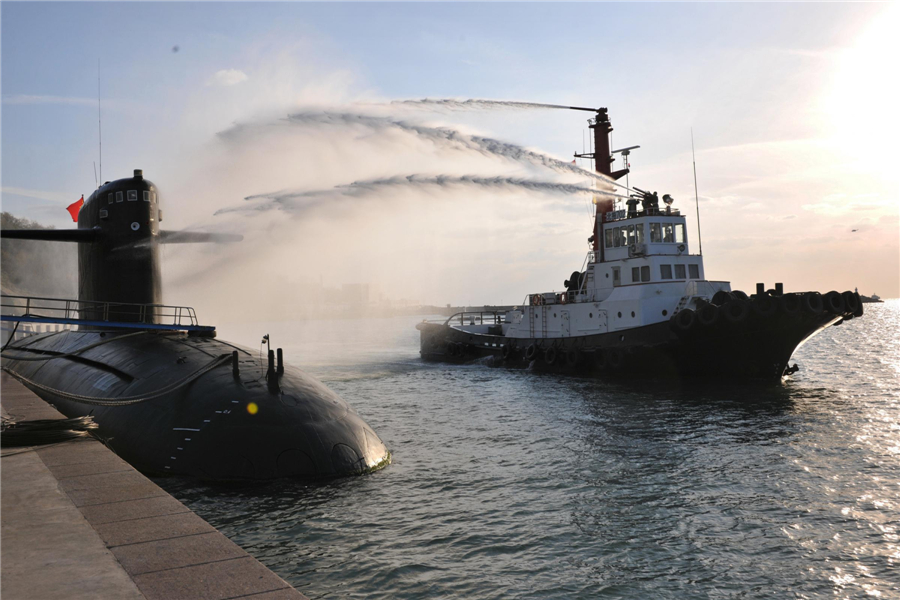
<box><xmin>79</xmin><ymin>169</ymin><xmax>162</xmax><ymax>322</ymax></box>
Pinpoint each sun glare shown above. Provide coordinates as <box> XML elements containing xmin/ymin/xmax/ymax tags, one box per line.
<box><xmin>823</xmin><ymin>6</ymin><xmax>900</xmax><ymax>174</ymax></box>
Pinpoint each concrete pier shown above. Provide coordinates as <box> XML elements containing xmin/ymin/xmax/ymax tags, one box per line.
<box><xmin>1</xmin><ymin>372</ymin><xmax>307</xmax><ymax>600</ymax></box>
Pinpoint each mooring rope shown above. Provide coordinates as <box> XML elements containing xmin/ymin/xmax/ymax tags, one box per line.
<box><xmin>2</xmin><ymin>353</ymin><xmax>231</xmax><ymax>406</ymax></box>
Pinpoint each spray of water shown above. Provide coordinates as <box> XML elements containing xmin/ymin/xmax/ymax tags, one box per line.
<box><xmin>390</xmin><ymin>98</ymin><xmax>580</xmax><ymax>111</ymax></box>
<box><xmin>218</xmin><ymin>111</ymin><xmax>625</xmax><ymax>192</ymax></box>
<box><xmin>217</xmin><ymin>175</ymin><xmax>627</xmax><ymax>217</ymax></box>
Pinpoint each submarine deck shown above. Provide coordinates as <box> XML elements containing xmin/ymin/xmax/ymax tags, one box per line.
<box><xmin>0</xmin><ymin>371</ymin><xmax>307</xmax><ymax>600</ymax></box>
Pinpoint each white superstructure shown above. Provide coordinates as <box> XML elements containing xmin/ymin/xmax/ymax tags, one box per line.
<box><xmin>499</xmin><ymin>201</ymin><xmax>730</xmax><ymax>339</ymax></box>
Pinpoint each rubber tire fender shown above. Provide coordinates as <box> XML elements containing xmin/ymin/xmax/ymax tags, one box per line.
<box><xmin>723</xmin><ymin>299</ymin><xmax>750</xmax><ymax>323</ymax></box>
<box><xmin>524</xmin><ymin>344</ymin><xmax>538</xmax><ymax>361</ymax></box>
<box><xmin>672</xmin><ymin>309</ymin><xmax>696</xmax><ymax>332</ymax></box>
<box><xmin>712</xmin><ymin>290</ymin><xmax>733</xmax><ymax>306</ymax></box>
<box><xmin>501</xmin><ymin>345</ymin><xmax>512</xmax><ymax>361</ymax></box>
<box><xmin>544</xmin><ymin>347</ymin><xmax>558</xmax><ymax>366</ymax></box>
<box><xmin>607</xmin><ymin>347</ymin><xmax>624</xmax><ymax>370</ymax></box>
<box><xmin>752</xmin><ymin>294</ymin><xmax>778</xmax><ymax>318</ymax></box>
<box><xmin>565</xmin><ymin>348</ymin><xmax>580</xmax><ymax>367</ymax></box>
<box><xmin>802</xmin><ymin>292</ymin><xmax>824</xmax><ymax>314</ymax></box>
<box><xmin>447</xmin><ymin>342</ymin><xmax>459</xmax><ymax>357</ymax></box>
<box><xmin>697</xmin><ymin>304</ymin><xmax>720</xmax><ymax>327</ymax></box>
<box><xmin>823</xmin><ymin>291</ymin><xmax>845</xmax><ymax>315</ymax></box>
<box><xmin>595</xmin><ymin>349</ymin><xmax>607</xmax><ymax>370</ymax></box>
<box><xmin>842</xmin><ymin>291</ymin><xmax>860</xmax><ymax>316</ymax></box>
<box><xmin>781</xmin><ymin>293</ymin><xmax>801</xmax><ymax>315</ymax></box>
<box><xmin>731</xmin><ymin>290</ymin><xmax>749</xmax><ymax>301</ymax></box>
<box><xmin>853</xmin><ymin>291</ymin><xmax>864</xmax><ymax>317</ymax></box>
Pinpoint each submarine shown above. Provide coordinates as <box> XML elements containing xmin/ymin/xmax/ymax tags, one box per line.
<box><xmin>1</xmin><ymin>169</ymin><xmax>391</xmax><ymax>481</ymax></box>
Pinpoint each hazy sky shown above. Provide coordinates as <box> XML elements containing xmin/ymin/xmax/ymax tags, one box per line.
<box><xmin>2</xmin><ymin>2</ymin><xmax>897</xmax><ymax>310</ymax></box>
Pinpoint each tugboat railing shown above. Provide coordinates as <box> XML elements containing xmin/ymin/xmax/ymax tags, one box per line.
<box><xmin>0</xmin><ymin>294</ymin><xmax>210</xmax><ymax>331</ymax></box>
<box><xmin>444</xmin><ymin>311</ymin><xmax>505</xmax><ymax>328</ymax></box>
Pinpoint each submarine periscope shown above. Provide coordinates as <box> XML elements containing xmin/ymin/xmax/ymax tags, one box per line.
<box><xmin>1</xmin><ymin>169</ymin><xmax>391</xmax><ymax>481</ymax></box>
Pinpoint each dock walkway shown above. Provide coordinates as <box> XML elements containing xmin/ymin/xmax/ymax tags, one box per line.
<box><xmin>1</xmin><ymin>372</ymin><xmax>306</xmax><ymax>600</ymax></box>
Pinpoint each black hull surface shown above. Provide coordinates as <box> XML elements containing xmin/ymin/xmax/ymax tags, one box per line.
<box><xmin>2</xmin><ymin>330</ymin><xmax>390</xmax><ymax>481</ymax></box>
<box><xmin>417</xmin><ymin>298</ymin><xmax>859</xmax><ymax>381</ymax></box>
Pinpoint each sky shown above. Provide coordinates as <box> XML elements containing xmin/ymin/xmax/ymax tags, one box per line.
<box><xmin>1</xmin><ymin>2</ymin><xmax>898</xmax><ymax>315</ymax></box>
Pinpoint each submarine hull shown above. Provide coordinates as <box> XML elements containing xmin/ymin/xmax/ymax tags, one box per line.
<box><xmin>417</xmin><ymin>298</ymin><xmax>857</xmax><ymax>381</ymax></box>
<box><xmin>3</xmin><ymin>330</ymin><xmax>390</xmax><ymax>481</ymax></box>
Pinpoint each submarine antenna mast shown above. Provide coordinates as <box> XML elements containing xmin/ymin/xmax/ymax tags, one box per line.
<box><xmin>691</xmin><ymin>128</ymin><xmax>703</xmax><ymax>256</ymax></box>
<box><xmin>98</xmin><ymin>59</ymin><xmax>102</xmax><ymax>186</ymax></box>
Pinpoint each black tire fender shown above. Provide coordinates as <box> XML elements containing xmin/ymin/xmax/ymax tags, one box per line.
<box><xmin>803</xmin><ymin>292</ymin><xmax>824</xmax><ymax>314</ymax></box>
<box><xmin>607</xmin><ymin>347</ymin><xmax>624</xmax><ymax>370</ymax></box>
<box><xmin>842</xmin><ymin>291</ymin><xmax>860</xmax><ymax>316</ymax></box>
<box><xmin>752</xmin><ymin>294</ymin><xmax>778</xmax><ymax>318</ymax></box>
<box><xmin>724</xmin><ymin>299</ymin><xmax>750</xmax><ymax>323</ymax></box>
<box><xmin>672</xmin><ymin>309</ymin><xmax>696</xmax><ymax>332</ymax></box>
<box><xmin>781</xmin><ymin>293</ymin><xmax>801</xmax><ymax>315</ymax></box>
<box><xmin>545</xmin><ymin>347</ymin><xmax>558</xmax><ymax>366</ymax></box>
<box><xmin>525</xmin><ymin>344</ymin><xmax>538</xmax><ymax>361</ymax></box>
<box><xmin>697</xmin><ymin>304</ymin><xmax>720</xmax><ymax>327</ymax></box>
<box><xmin>565</xmin><ymin>348</ymin><xmax>580</xmax><ymax>367</ymax></box>
<box><xmin>823</xmin><ymin>291</ymin><xmax>845</xmax><ymax>315</ymax></box>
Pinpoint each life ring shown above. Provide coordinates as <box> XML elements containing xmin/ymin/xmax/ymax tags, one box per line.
<box><xmin>672</xmin><ymin>309</ymin><xmax>696</xmax><ymax>332</ymax></box>
<box><xmin>843</xmin><ymin>291</ymin><xmax>860</xmax><ymax>316</ymax></box>
<box><xmin>545</xmin><ymin>347</ymin><xmax>558</xmax><ymax>366</ymax></box>
<box><xmin>532</xmin><ymin>294</ymin><xmax>543</xmax><ymax>306</ymax></box>
<box><xmin>712</xmin><ymin>290</ymin><xmax>733</xmax><ymax>306</ymax></box>
<box><xmin>565</xmin><ymin>348</ymin><xmax>580</xmax><ymax>367</ymax></box>
<box><xmin>560</xmin><ymin>293</ymin><xmax>568</xmax><ymax>305</ymax></box>
<box><xmin>802</xmin><ymin>292</ymin><xmax>824</xmax><ymax>314</ymax></box>
<box><xmin>723</xmin><ymin>299</ymin><xmax>749</xmax><ymax>323</ymax></box>
<box><xmin>781</xmin><ymin>294</ymin><xmax>801</xmax><ymax>315</ymax></box>
<box><xmin>823</xmin><ymin>291</ymin><xmax>845</xmax><ymax>315</ymax></box>
<box><xmin>525</xmin><ymin>344</ymin><xmax>538</xmax><ymax>361</ymax></box>
<box><xmin>697</xmin><ymin>304</ymin><xmax>720</xmax><ymax>327</ymax></box>
<box><xmin>752</xmin><ymin>294</ymin><xmax>778</xmax><ymax>318</ymax></box>
<box><xmin>501</xmin><ymin>345</ymin><xmax>512</xmax><ymax>360</ymax></box>
<box><xmin>607</xmin><ymin>347</ymin><xmax>624</xmax><ymax>370</ymax></box>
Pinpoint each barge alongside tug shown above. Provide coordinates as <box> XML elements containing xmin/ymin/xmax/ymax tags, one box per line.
<box><xmin>417</xmin><ymin>107</ymin><xmax>863</xmax><ymax>380</ymax></box>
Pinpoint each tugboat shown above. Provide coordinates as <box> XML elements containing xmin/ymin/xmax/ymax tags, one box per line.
<box><xmin>416</xmin><ymin>107</ymin><xmax>864</xmax><ymax>380</ymax></box>
<box><xmin>2</xmin><ymin>170</ymin><xmax>391</xmax><ymax>480</ymax></box>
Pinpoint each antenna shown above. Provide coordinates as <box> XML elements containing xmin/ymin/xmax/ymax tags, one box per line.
<box><xmin>93</xmin><ymin>162</ymin><xmax>98</xmax><ymax>188</ymax></box>
<box><xmin>98</xmin><ymin>59</ymin><xmax>102</xmax><ymax>185</ymax></box>
<box><xmin>691</xmin><ymin>128</ymin><xmax>703</xmax><ymax>256</ymax></box>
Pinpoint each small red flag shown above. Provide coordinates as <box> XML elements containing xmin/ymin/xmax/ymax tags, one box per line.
<box><xmin>66</xmin><ymin>195</ymin><xmax>84</xmax><ymax>222</ymax></box>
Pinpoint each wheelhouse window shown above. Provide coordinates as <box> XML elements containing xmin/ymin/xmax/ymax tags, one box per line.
<box><xmin>605</xmin><ymin>229</ymin><xmax>614</xmax><ymax>248</ymax></box>
<box><xmin>675</xmin><ymin>264</ymin><xmax>686</xmax><ymax>279</ymax></box>
<box><xmin>108</xmin><ymin>193</ymin><xmax>113</xmax><ymax>204</ymax></box>
<box><xmin>635</xmin><ymin>224</ymin><xmax>645</xmax><ymax>244</ymax></box>
<box><xmin>675</xmin><ymin>224</ymin><xmax>685</xmax><ymax>243</ymax></box>
<box><xmin>116</xmin><ymin>191</ymin><xmax>123</xmax><ymax>202</ymax></box>
<box><xmin>632</xmin><ymin>267</ymin><xmax>640</xmax><ymax>283</ymax></box>
<box><xmin>660</xmin><ymin>264</ymin><xmax>673</xmax><ymax>280</ymax></box>
<box><xmin>689</xmin><ymin>264</ymin><xmax>700</xmax><ymax>279</ymax></box>
<box><xmin>650</xmin><ymin>223</ymin><xmax>662</xmax><ymax>243</ymax></box>
<box><xmin>641</xmin><ymin>266</ymin><xmax>650</xmax><ymax>282</ymax></box>
<box><xmin>613</xmin><ymin>228</ymin><xmax>621</xmax><ymax>247</ymax></box>
<box><xmin>626</xmin><ymin>225</ymin><xmax>635</xmax><ymax>246</ymax></box>
<box><xmin>127</xmin><ymin>190</ymin><xmax>138</xmax><ymax>201</ymax></box>
<box><xmin>663</xmin><ymin>224</ymin><xmax>674</xmax><ymax>243</ymax></box>
<box><xmin>143</xmin><ymin>191</ymin><xmax>151</xmax><ymax>202</ymax></box>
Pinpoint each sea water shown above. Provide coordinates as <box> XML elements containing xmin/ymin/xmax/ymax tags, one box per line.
<box><xmin>159</xmin><ymin>300</ymin><xmax>900</xmax><ymax>599</ymax></box>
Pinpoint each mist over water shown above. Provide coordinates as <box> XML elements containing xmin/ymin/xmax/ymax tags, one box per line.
<box><xmin>159</xmin><ymin>301</ymin><xmax>900</xmax><ymax>600</ymax></box>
